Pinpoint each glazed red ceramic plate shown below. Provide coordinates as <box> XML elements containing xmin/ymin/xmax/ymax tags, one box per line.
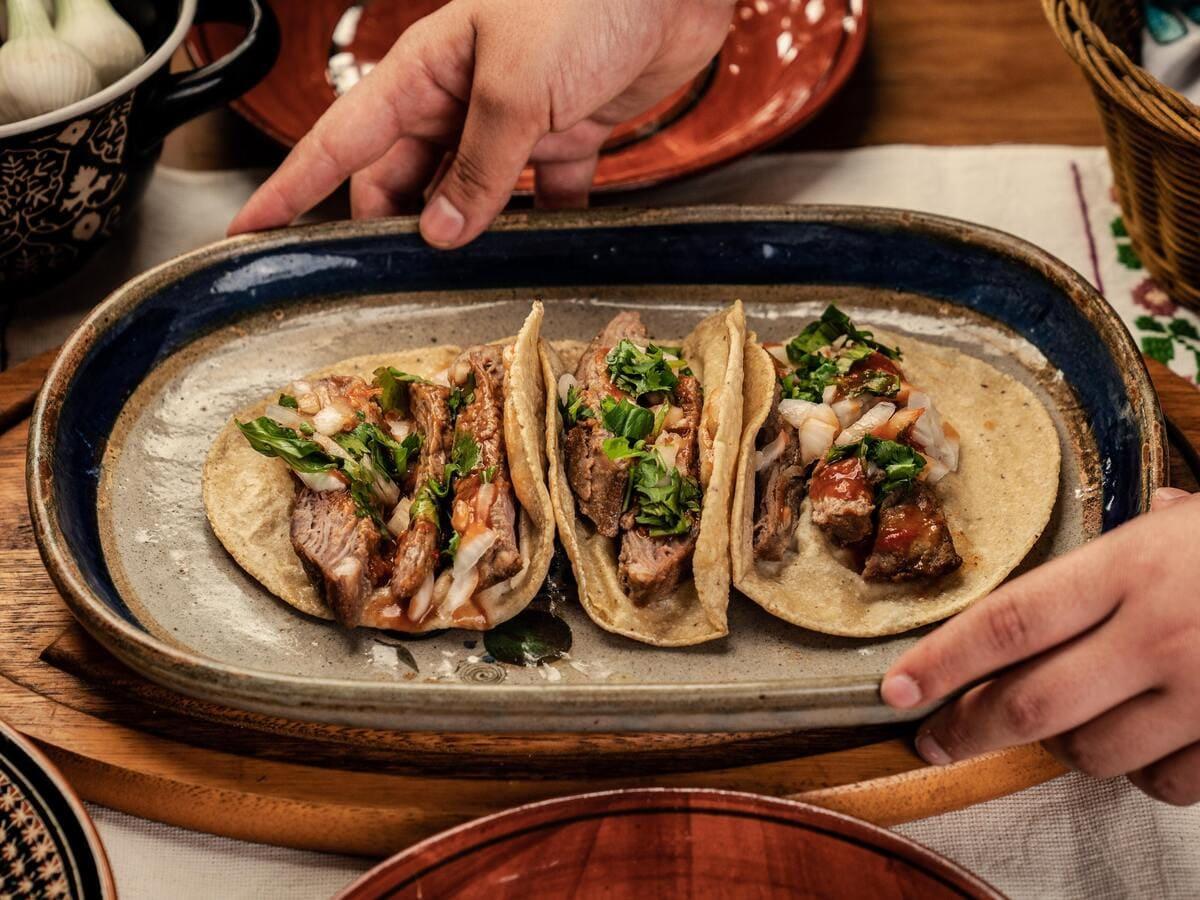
<box><xmin>188</xmin><ymin>0</ymin><xmax>867</xmax><ymax>191</ymax></box>
<box><xmin>335</xmin><ymin>789</ymin><xmax>1004</xmax><ymax>899</ymax></box>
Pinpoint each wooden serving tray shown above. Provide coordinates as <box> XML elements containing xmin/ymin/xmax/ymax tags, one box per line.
<box><xmin>0</xmin><ymin>350</ymin><xmax>1194</xmax><ymax>856</ymax></box>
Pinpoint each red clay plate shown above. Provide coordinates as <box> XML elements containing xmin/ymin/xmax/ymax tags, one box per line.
<box><xmin>187</xmin><ymin>0</ymin><xmax>867</xmax><ymax>192</ymax></box>
<box><xmin>335</xmin><ymin>789</ymin><xmax>1004</xmax><ymax>899</ymax></box>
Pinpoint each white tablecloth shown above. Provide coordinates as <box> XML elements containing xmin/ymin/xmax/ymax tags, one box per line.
<box><xmin>13</xmin><ymin>147</ymin><xmax>1200</xmax><ymax>899</ymax></box>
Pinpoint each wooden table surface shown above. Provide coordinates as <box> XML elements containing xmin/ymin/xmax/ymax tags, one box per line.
<box><xmin>163</xmin><ymin>0</ymin><xmax>1105</xmax><ymax>171</ymax></box>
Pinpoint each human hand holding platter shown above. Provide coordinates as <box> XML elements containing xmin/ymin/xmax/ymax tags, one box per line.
<box><xmin>882</xmin><ymin>488</ymin><xmax>1200</xmax><ymax>806</ymax></box>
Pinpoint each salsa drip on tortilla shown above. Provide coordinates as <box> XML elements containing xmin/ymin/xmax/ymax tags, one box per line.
<box><xmin>557</xmin><ymin>312</ymin><xmax>704</xmax><ymax>604</ymax></box>
<box><xmin>235</xmin><ymin>346</ymin><xmax>525</xmax><ymax>630</ymax></box>
<box><xmin>753</xmin><ymin>305</ymin><xmax>963</xmax><ymax>581</ymax></box>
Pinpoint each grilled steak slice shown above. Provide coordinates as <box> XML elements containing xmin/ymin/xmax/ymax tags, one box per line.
<box><xmin>810</xmin><ymin>455</ymin><xmax>876</xmax><ymax>547</ymax></box>
<box><xmin>863</xmin><ymin>481</ymin><xmax>962</xmax><ymax>581</ymax></box>
<box><xmin>616</xmin><ymin>373</ymin><xmax>703</xmax><ymax>604</ymax></box>
<box><xmin>387</xmin><ymin>381</ymin><xmax>454</xmax><ymax>603</ymax></box>
<box><xmin>565</xmin><ymin>312</ymin><xmax>649</xmax><ymax>537</ymax></box>
<box><xmin>619</xmin><ymin>528</ymin><xmax>696</xmax><ymax>604</ymax></box>
<box><xmin>450</xmin><ymin>346</ymin><xmax>522</xmax><ymax>590</ymax></box>
<box><xmin>565</xmin><ymin>422</ymin><xmax>629</xmax><ymax>539</ymax></box>
<box><xmin>291</xmin><ymin>487</ymin><xmax>387</xmax><ymax>627</ymax></box>
<box><xmin>752</xmin><ymin>381</ymin><xmax>806</xmax><ymax>561</ymax></box>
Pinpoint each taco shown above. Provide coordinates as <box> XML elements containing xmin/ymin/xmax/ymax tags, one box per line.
<box><xmin>541</xmin><ymin>303</ymin><xmax>745</xmax><ymax>646</ymax></box>
<box><xmin>203</xmin><ymin>303</ymin><xmax>555</xmax><ymax>632</ymax></box>
<box><xmin>731</xmin><ymin>305</ymin><xmax>1061</xmax><ymax>637</ymax></box>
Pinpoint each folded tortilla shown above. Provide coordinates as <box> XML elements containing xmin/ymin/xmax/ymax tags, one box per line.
<box><xmin>731</xmin><ymin>327</ymin><xmax>1061</xmax><ymax>637</ymax></box>
<box><xmin>541</xmin><ymin>303</ymin><xmax>746</xmax><ymax>647</ymax></box>
<box><xmin>203</xmin><ymin>304</ymin><xmax>555</xmax><ymax>631</ymax></box>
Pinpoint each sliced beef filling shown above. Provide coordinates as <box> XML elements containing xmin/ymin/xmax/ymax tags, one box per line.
<box><xmin>564</xmin><ymin>311</ymin><xmax>648</xmax><ymax>537</ymax></box>
<box><xmin>809</xmin><ymin>455</ymin><xmax>876</xmax><ymax>547</ymax></box>
<box><xmin>387</xmin><ymin>381</ymin><xmax>454</xmax><ymax>603</ymax></box>
<box><xmin>863</xmin><ymin>481</ymin><xmax>962</xmax><ymax>581</ymax></box>
<box><xmin>450</xmin><ymin>346</ymin><xmax>522</xmax><ymax>590</ymax></box>
<box><xmin>752</xmin><ymin>378</ymin><xmax>807</xmax><ymax>561</ymax></box>
<box><xmin>291</xmin><ymin>486</ymin><xmax>389</xmax><ymax>627</ymax></box>
<box><xmin>618</xmin><ymin>373</ymin><xmax>702</xmax><ymax>604</ymax></box>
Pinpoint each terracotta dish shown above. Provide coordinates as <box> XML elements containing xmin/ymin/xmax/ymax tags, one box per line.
<box><xmin>186</xmin><ymin>0</ymin><xmax>868</xmax><ymax>191</ymax></box>
<box><xmin>336</xmin><ymin>789</ymin><xmax>1005</xmax><ymax>899</ymax></box>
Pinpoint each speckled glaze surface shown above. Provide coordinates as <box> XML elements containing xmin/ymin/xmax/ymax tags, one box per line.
<box><xmin>186</xmin><ymin>0</ymin><xmax>868</xmax><ymax>192</ymax></box>
<box><xmin>0</xmin><ymin>719</ymin><xmax>114</xmax><ymax>899</ymax></box>
<box><xmin>28</xmin><ymin>206</ymin><xmax>1164</xmax><ymax>732</ymax></box>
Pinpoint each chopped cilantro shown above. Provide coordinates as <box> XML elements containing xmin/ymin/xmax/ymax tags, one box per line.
<box><xmin>450</xmin><ymin>432</ymin><xmax>480</xmax><ymax>476</ymax></box>
<box><xmin>449</xmin><ymin>373</ymin><xmax>476</xmax><ymax>416</ymax></box>
<box><xmin>373</xmin><ymin>367</ymin><xmax>429</xmax><ymax>415</ymax></box>
<box><xmin>237</xmin><ymin>417</ymin><xmax>336</xmax><ymax>474</ymax></box>
<box><xmin>443</xmin><ymin>530</ymin><xmax>461</xmax><ymax>562</ymax></box>
<box><xmin>786</xmin><ymin>305</ymin><xmax>901</xmax><ymax>362</ymax></box>
<box><xmin>482</xmin><ymin>464</ymin><xmax>498</xmax><ymax>484</ymax></box>
<box><xmin>849</xmin><ymin>370</ymin><xmax>901</xmax><ymax>398</ymax></box>
<box><xmin>299</xmin><ymin>422</ymin><xmax>314</xmax><ymax>435</ymax></box>
<box><xmin>558</xmin><ymin>384</ymin><xmax>594</xmax><ymax>426</ymax></box>
<box><xmin>334</xmin><ymin>424</ymin><xmax>423</xmax><ymax>483</ymax></box>
<box><xmin>598</xmin><ymin>438</ymin><xmax>701</xmax><ymax>536</ymax></box>
<box><xmin>278</xmin><ymin>393</ymin><xmax>299</xmax><ymax>409</ymax></box>
<box><xmin>605</xmin><ymin>340</ymin><xmax>681</xmax><ymax>398</ymax></box>
<box><xmin>827</xmin><ymin>435</ymin><xmax>926</xmax><ymax>495</ymax></box>
<box><xmin>600</xmin><ymin>395</ymin><xmax>655</xmax><ymax>443</ymax></box>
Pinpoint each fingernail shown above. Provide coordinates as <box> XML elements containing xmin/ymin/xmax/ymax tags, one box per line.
<box><xmin>1153</xmin><ymin>487</ymin><xmax>1190</xmax><ymax>508</ymax></box>
<box><xmin>420</xmin><ymin>195</ymin><xmax>465</xmax><ymax>247</ymax></box>
<box><xmin>881</xmin><ymin>673</ymin><xmax>922</xmax><ymax>709</ymax></box>
<box><xmin>915</xmin><ymin>731</ymin><xmax>951</xmax><ymax>766</ymax></box>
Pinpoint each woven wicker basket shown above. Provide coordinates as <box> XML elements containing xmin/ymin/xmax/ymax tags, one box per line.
<box><xmin>1044</xmin><ymin>0</ymin><xmax>1200</xmax><ymax>308</ymax></box>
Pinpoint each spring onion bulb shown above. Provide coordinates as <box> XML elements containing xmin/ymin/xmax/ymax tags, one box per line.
<box><xmin>1</xmin><ymin>0</ymin><xmax>100</xmax><ymax>118</ymax></box>
<box><xmin>54</xmin><ymin>0</ymin><xmax>144</xmax><ymax>88</ymax></box>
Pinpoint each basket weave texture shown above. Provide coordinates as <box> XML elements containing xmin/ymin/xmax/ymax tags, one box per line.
<box><xmin>1044</xmin><ymin>0</ymin><xmax>1200</xmax><ymax>308</ymax></box>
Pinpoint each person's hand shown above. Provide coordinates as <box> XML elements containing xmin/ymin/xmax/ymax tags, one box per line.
<box><xmin>881</xmin><ymin>487</ymin><xmax>1200</xmax><ymax>806</ymax></box>
<box><xmin>228</xmin><ymin>0</ymin><xmax>735</xmax><ymax>248</ymax></box>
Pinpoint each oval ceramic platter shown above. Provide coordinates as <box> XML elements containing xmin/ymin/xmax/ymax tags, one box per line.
<box><xmin>29</xmin><ymin>206</ymin><xmax>1163</xmax><ymax>733</ymax></box>
<box><xmin>186</xmin><ymin>0</ymin><xmax>867</xmax><ymax>191</ymax></box>
<box><xmin>336</xmin><ymin>789</ymin><xmax>1003</xmax><ymax>899</ymax></box>
<box><xmin>0</xmin><ymin>719</ymin><xmax>115</xmax><ymax>899</ymax></box>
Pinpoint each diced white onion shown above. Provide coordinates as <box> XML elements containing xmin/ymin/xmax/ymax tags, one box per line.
<box><xmin>433</xmin><ymin>569</ymin><xmax>453</xmax><ymax>603</ymax></box>
<box><xmin>832</xmin><ymin>334</ymin><xmax>849</xmax><ymax>350</ymax></box>
<box><xmin>297</xmin><ymin>470</ymin><xmax>345</xmax><ymax>492</ymax></box>
<box><xmin>663</xmin><ymin>404</ymin><xmax>685</xmax><ymax>428</ymax></box>
<box><xmin>922</xmin><ymin>455</ymin><xmax>950</xmax><ymax>484</ymax></box>
<box><xmin>473</xmin><ymin>482</ymin><xmax>497</xmax><ymax>520</ymax></box>
<box><xmin>298</xmin><ymin>394</ymin><xmax>320</xmax><ymax>415</ymax></box>
<box><xmin>265</xmin><ymin>404</ymin><xmax>305</xmax><ymax>429</ymax></box>
<box><xmin>799</xmin><ymin>418</ymin><xmax>838</xmax><ymax>466</ymax></box>
<box><xmin>452</xmin><ymin>528</ymin><xmax>498</xmax><ymax>579</ymax></box>
<box><xmin>908</xmin><ymin>392</ymin><xmax>959</xmax><ymax>471</ymax></box>
<box><xmin>313</xmin><ymin>405</ymin><xmax>351</xmax><ymax>435</ymax></box>
<box><xmin>312</xmin><ymin>432</ymin><xmax>351</xmax><ymax>460</ymax></box>
<box><xmin>755</xmin><ymin>430</ymin><xmax>788</xmax><ymax>471</ymax></box>
<box><xmin>387</xmin><ymin>499</ymin><xmax>412</xmax><ymax>534</ymax></box>
<box><xmin>388</xmin><ymin>419</ymin><xmax>412</xmax><ymax>441</ymax></box>
<box><xmin>431</xmin><ymin>369</ymin><xmax>451</xmax><ymax>387</ymax></box>
<box><xmin>830</xmin><ymin>397</ymin><xmax>863</xmax><ymax>429</ymax></box>
<box><xmin>835</xmin><ymin>402</ymin><xmax>896</xmax><ymax>446</ymax></box>
<box><xmin>822</xmin><ymin>385</ymin><xmax>837</xmax><ymax>404</ymax></box>
<box><xmin>778</xmin><ymin>399</ymin><xmax>839</xmax><ymax>431</ymax></box>
<box><xmin>445</xmin><ymin>567</ymin><xmax>480</xmax><ymax>613</ymax></box>
<box><xmin>372</xmin><ymin>471</ymin><xmax>400</xmax><ymax>509</ymax></box>
<box><xmin>473</xmin><ymin>578</ymin><xmax>511</xmax><ymax>617</ymax></box>
<box><xmin>557</xmin><ymin>373</ymin><xmax>578</xmax><ymax>406</ymax></box>
<box><xmin>408</xmin><ymin>572</ymin><xmax>436</xmax><ymax>623</ymax></box>
<box><xmin>765</xmin><ymin>344</ymin><xmax>790</xmax><ymax>364</ymax></box>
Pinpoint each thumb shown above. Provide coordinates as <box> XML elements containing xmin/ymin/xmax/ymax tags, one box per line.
<box><xmin>1152</xmin><ymin>487</ymin><xmax>1191</xmax><ymax>512</ymax></box>
<box><xmin>420</xmin><ymin>78</ymin><xmax>543</xmax><ymax>249</ymax></box>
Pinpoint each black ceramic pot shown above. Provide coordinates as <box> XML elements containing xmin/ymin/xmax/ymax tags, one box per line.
<box><xmin>0</xmin><ymin>0</ymin><xmax>279</xmax><ymax>296</ymax></box>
